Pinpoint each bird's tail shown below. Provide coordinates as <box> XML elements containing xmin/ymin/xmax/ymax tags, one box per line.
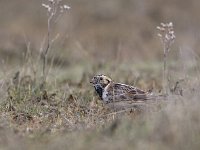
<box><xmin>133</xmin><ymin>94</ymin><xmax>148</xmax><ymax>100</ymax></box>
<box><xmin>134</xmin><ymin>92</ymin><xmax>163</xmax><ymax>101</ymax></box>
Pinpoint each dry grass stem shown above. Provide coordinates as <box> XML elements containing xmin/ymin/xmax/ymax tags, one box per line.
<box><xmin>41</xmin><ymin>0</ymin><xmax>70</xmax><ymax>86</ymax></box>
<box><xmin>157</xmin><ymin>22</ymin><xmax>175</xmax><ymax>96</ymax></box>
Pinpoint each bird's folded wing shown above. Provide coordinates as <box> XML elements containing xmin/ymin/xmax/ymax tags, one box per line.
<box><xmin>114</xmin><ymin>83</ymin><xmax>145</xmax><ymax>94</ymax></box>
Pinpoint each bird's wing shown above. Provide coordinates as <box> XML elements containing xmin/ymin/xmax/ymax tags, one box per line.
<box><xmin>114</xmin><ymin>83</ymin><xmax>146</xmax><ymax>94</ymax></box>
<box><xmin>113</xmin><ymin>83</ymin><xmax>147</xmax><ymax>101</ymax></box>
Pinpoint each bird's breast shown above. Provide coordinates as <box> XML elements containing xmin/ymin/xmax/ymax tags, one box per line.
<box><xmin>102</xmin><ymin>90</ymin><xmax>109</xmax><ymax>102</ymax></box>
<box><xmin>94</xmin><ymin>85</ymin><xmax>103</xmax><ymax>99</ymax></box>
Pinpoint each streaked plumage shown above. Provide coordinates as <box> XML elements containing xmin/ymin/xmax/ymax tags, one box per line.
<box><xmin>90</xmin><ymin>74</ymin><xmax>148</xmax><ymax>103</ymax></box>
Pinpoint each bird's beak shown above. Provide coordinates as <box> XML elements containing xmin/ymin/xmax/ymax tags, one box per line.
<box><xmin>90</xmin><ymin>79</ymin><xmax>94</xmax><ymax>84</ymax></box>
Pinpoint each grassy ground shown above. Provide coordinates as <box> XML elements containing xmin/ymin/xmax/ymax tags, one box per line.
<box><xmin>0</xmin><ymin>60</ymin><xmax>200</xmax><ymax>150</ymax></box>
<box><xmin>0</xmin><ymin>0</ymin><xmax>200</xmax><ymax>150</ymax></box>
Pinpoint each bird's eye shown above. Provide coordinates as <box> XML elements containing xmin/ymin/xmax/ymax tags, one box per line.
<box><xmin>100</xmin><ymin>77</ymin><xmax>103</xmax><ymax>80</ymax></box>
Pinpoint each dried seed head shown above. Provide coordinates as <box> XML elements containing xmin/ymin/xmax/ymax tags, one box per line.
<box><xmin>157</xmin><ymin>33</ymin><xmax>162</xmax><ymax>37</ymax></box>
<box><xmin>157</xmin><ymin>26</ymin><xmax>165</xmax><ymax>31</ymax></box>
<box><xmin>168</xmin><ymin>22</ymin><xmax>173</xmax><ymax>27</ymax></box>
<box><xmin>42</xmin><ymin>0</ymin><xmax>70</xmax><ymax>15</ymax></box>
<box><xmin>157</xmin><ymin>22</ymin><xmax>175</xmax><ymax>52</ymax></box>
<box><xmin>42</xmin><ymin>3</ymin><xmax>51</xmax><ymax>12</ymax></box>
<box><xmin>160</xmin><ymin>22</ymin><xmax>166</xmax><ymax>27</ymax></box>
<box><xmin>48</xmin><ymin>0</ymin><xmax>54</xmax><ymax>4</ymax></box>
<box><xmin>63</xmin><ymin>5</ymin><xmax>70</xmax><ymax>10</ymax></box>
<box><xmin>60</xmin><ymin>4</ymin><xmax>70</xmax><ymax>13</ymax></box>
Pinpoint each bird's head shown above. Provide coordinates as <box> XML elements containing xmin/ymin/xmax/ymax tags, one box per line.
<box><xmin>90</xmin><ymin>74</ymin><xmax>112</xmax><ymax>88</ymax></box>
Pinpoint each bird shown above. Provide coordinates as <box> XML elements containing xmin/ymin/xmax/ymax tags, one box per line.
<box><xmin>90</xmin><ymin>74</ymin><xmax>149</xmax><ymax>103</ymax></box>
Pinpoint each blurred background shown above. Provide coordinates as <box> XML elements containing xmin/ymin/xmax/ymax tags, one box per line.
<box><xmin>0</xmin><ymin>0</ymin><xmax>200</xmax><ymax>68</ymax></box>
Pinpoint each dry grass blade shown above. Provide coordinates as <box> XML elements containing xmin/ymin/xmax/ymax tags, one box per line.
<box><xmin>157</xmin><ymin>22</ymin><xmax>175</xmax><ymax>97</ymax></box>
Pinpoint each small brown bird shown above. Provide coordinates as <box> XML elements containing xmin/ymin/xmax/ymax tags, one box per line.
<box><xmin>90</xmin><ymin>74</ymin><xmax>148</xmax><ymax>103</ymax></box>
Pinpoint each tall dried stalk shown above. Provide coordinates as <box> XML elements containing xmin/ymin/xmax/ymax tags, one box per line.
<box><xmin>157</xmin><ymin>22</ymin><xmax>175</xmax><ymax>96</ymax></box>
<box><xmin>41</xmin><ymin>0</ymin><xmax>70</xmax><ymax>86</ymax></box>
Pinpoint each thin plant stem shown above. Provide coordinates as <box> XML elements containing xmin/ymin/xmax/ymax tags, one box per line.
<box><xmin>163</xmin><ymin>45</ymin><xmax>168</xmax><ymax>96</ymax></box>
<box><xmin>42</xmin><ymin>15</ymin><xmax>52</xmax><ymax>84</ymax></box>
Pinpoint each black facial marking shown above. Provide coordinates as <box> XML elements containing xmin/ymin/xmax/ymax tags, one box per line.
<box><xmin>94</xmin><ymin>85</ymin><xmax>103</xmax><ymax>100</ymax></box>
